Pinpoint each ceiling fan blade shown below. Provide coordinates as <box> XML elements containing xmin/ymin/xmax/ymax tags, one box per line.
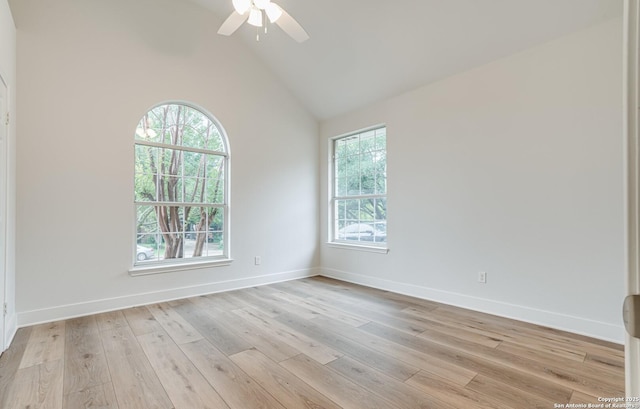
<box><xmin>218</xmin><ymin>11</ymin><xmax>249</xmax><ymax>36</ymax></box>
<box><xmin>274</xmin><ymin>8</ymin><xmax>309</xmax><ymax>43</ymax></box>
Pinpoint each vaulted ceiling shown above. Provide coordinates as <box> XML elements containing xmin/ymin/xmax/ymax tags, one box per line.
<box><xmin>186</xmin><ymin>0</ymin><xmax>621</xmax><ymax>120</ymax></box>
<box><xmin>9</xmin><ymin>0</ymin><xmax>622</xmax><ymax>120</ymax></box>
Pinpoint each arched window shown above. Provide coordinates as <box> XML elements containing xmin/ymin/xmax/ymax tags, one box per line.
<box><xmin>133</xmin><ymin>103</ymin><xmax>229</xmax><ymax>268</ymax></box>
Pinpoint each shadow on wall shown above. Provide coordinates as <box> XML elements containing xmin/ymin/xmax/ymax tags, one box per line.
<box><xmin>70</xmin><ymin>0</ymin><xmax>221</xmax><ymax>56</ymax></box>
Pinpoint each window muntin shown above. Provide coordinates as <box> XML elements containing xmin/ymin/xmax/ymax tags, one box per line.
<box><xmin>134</xmin><ymin>103</ymin><xmax>229</xmax><ymax>265</ymax></box>
<box><xmin>332</xmin><ymin>126</ymin><xmax>387</xmax><ymax>246</ymax></box>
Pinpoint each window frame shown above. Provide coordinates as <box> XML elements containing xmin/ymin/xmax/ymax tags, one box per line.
<box><xmin>329</xmin><ymin>124</ymin><xmax>389</xmax><ymax>253</ymax></box>
<box><xmin>129</xmin><ymin>101</ymin><xmax>232</xmax><ymax>275</ymax></box>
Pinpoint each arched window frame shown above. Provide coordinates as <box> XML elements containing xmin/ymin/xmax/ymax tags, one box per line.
<box><xmin>130</xmin><ymin>102</ymin><xmax>231</xmax><ymax>275</ymax></box>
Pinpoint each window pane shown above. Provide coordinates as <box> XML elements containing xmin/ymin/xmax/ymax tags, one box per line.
<box><xmin>184</xmin><ymin>206</ymin><xmax>207</xmax><ymax>259</ymax></box>
<box><xmin>135</xmin><ymin>173</ymin><xmax>157</xmax><ymax>202</ymax></box>
<box><xmin>375</xmin><ymin>128</ymin><xmax>386</xmax><ymax>150</ymax></box>
<box><xmin>360</xmin><ymin>131</ymin><xmax>375</xmax><ymax>153</ymax></box>
<box><xmin>336</xmin><ymin>200</ymin><xmax>346</xmax><ymax>221</ymax></box>
<box><xmin>206</xmin><ymin>156</ymin><xmax>224</xmax><ymax>203</ymax></box>
<box><xmin>346</xmin><ymin>158</ymin><xmax>360</xmax><ymax>196</ymax></box>
<box><xmin>136</xmin><ymin>205</ymin><xmax>158</xmax><ymax>235</ymax></box>
<box><xmin>335</xmin><ymin>139</ymin><xmax>346</xmax><ymax>158</ymax></box>
<box><xmin>135</xmin><ymin>114</ymin><xmax>161</xmax><ymax>143</ymax></box>
<box><xmin>335</xmin><ymin>156</ymin><xmax>347</xmax><ymax>180</ymax></box>
<box><xmin>375</xmin><ymin>198</ymin><xmax>387</xmax><ymax>220</ymax></box>
<box><xmin>345</xmin><ymin>136</ymin><xmax>359</xmax><ymax>156</ymax></box>
<box><xmin>359</xmin><ymin>198</ymin><xmax>375</xmax><ymax>222</ymax></box>
<box><xmin>136</xmin><ymin>234</ymin><xmax>159</xmax><ymax>262</ymax></box>
<box><xmin>135</xmin><ymin>145</ymin><xmax>158</xmax><ymax>202</ymax></box>
<box><xmin>374</xmin><ymin>198</ymin><xmax>387</xmax><ymax>243</ymax></box>
<box><xmin>180</xmin><ymin>106</ymin><xmax>225</xmax><ymax>152</ymax></box>
<box><xmin>205</xmin><ymin>156</ymin><xmax>224</xmax><ymax>181</ymax></box>
<box><xmin>361</xmin><ymin>152</ymin><xmax>375</xmax><ymax>195</ymax></box>
<box><xmin>207</xmin><ymin>208</ymin><xmax>224</xmax><ymax>257</ymax></box>
<box><xmin>184</xmin><ymin>177</ymin><xmax>206</xmax><ymax>203</ymax></box>
<box><xmin>183</xmin><ymin>151</ymin><xmax>203</xmax><ymax>178</ymax></box>
<box><xmin>375</xmin><ymin>151</ymin><xmax>387</xmax><ymax>195</ymax></box>
<box><xmin>135</xmin><ymin>145</ymin><xmax>157</xmax><ymax>174</ymax></box>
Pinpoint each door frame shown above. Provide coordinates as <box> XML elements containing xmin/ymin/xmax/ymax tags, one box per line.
<box><xmin>0</xmin><ymin>72</ymin><xmax>7</xmax><ymax>353</ymax></box>
<box><xmin>625</xmin><ymin>0</ymin><xmax>640</xmax><ymax>397</ymax></box>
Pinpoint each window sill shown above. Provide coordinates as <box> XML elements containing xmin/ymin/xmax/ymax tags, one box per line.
<box><xmin>326</xmin><ymin>242</ymin><xmax>389</xmax><ymax>254</ymax></box>
<box><xmin>129</xmin><ymin>258</ymin><xmax>233</xmax><ymax>276</ymax></box>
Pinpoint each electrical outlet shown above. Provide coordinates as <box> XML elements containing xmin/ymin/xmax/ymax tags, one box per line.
<box><xmin>478</xmin><ymin>271</ymin><xmax>487</xmax><ymax>284</ymax></box>
<box><xmin>255</xmin><ymin>256</ymin><xmax>261</xmax><ymax>265</ymax></box>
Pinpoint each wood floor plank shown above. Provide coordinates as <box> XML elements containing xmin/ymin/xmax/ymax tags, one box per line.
<box><xmin>0</xmin><ymin>327</ymin><xmax>32</xmax><ymax>408</ymax></box>
<box><xmin>225</xmin><ymin>290</ymin><xmax>283</xmax><ymax>317</ymax></box>
<box><xmin>304</xmin><ymin>277</ymin><xmax>418</xmax><ymax>312</ymax></box>
<box><xmin>180</xmin><ymin>339</ymin><xmax>287</xmax><ymax>409</ymax></box>
<box><xmin>20</xmin><ymin>321</ymin><xmax>65</xmax><ymax>368</ymax></box>
<box><xmin>63</xmin><ymin>382</ymin><xmax>120</xmax><ymax>409</ymax></box>
<box><xmin>465</xmin><ymin>374</ymin><xmax>556</xmax><ymax>409</ymax></box>
<box><xmin>569</xmin><ymin>390</ymin><xmax>602</xmax><ymax>405</ymax></box>
<box><xmin>4</xmin><ymin>359</ymin><xmax>64</xmax><ymax>409</ymax></box>
<box><xmin>406</xmin><ymin>371</ymin><xmax>512</xmax><ymax>409</ymax></box>
<box><xmin>327</xmin><ymin>355</ymin><xmax>457</xmax><ymax>409</ymax></box>
<box><xmin>583</xmin><ymin>352</ymin><xmax>625</xmax><ymax>376</ymax></box>
<box><xmin>193</xmin><ymin>301</ymin><xmax>300</xmax><ymax>362</ymax></box>
<box><xmin>63</xmin><ymin>315</ymin><xmax>111</xmax><ymax>396</ymax></box>
<box><xmin>359</xmin><ymin>321</ymin><xmax>575</xmax><ymax>403</ymax></box>
<box><xmin>312</xmin><ymin>315</ymin><xmax>477</xmax><ymax>386</ymax></box>
<box><xmin>371</xmin><ymin>288</ymin><xmax>442</xmax><ymax>311</ymax></box>
<box><xmin>419</xmin><ymin>306</ymin><xmax>589</xmax><ymax>362</ymax></box>
<box><xmin>370</xmin><ymin>318</ymin><xmax>623</xmax><ymax>398</ymax></box>
<box><xmin>271</xmin><ymin>289</ymin><xmax>370</xmax><ymax>327</ymax></box>
<box><xmin>281</xmin><ymin>353</ymin><xmax>401</xmax><ymax>409</ymax></box>
<box><xmin>230</xmin><ymin>348</ymin><xmax>342</xmax><ymax>409</ymax></box>
<box><xmin>173</xmin><ymin>299</ymin><xmax>252</xmax><ymax>356</ymax></box>
<box><xmin>497</xmin><ymin>341</ymin><xmax>625</xmax><ymax>385</ymax></box>
<box><xmin>101</xmin><ymin>326</ymin><xmax>173</xmax><ymax>409</ymax></box>
<box><xmin>440</xmin><ymin>304</ymin><xmax>625</xmax><ymax>359</ymax></box>
<box><xmin>137</xmin><ymin>330</ymin><xmax>230</xmax><ymax>409</ymax></box>
<box><xmin>432</xmin><ymin>305</ymin><xmax>605</xmax><ymax>361</ymax></box>
<box><xmin>402</xmin><ymin>307</ymin><xmax>503</xmax><ymax>348</ymax></box>
<box><xmin>95</xmin><ymin>311</ymin><xmax>129</xmax><ymax>332</ymax></box>
<box><xmin>123</xmin><ymin>306</ymin><xmax>165</xmax><ymax>336</ymax></box>
<box><xmin>270</xmin><ymin>280</ymin><xmax>322</xmax><ymax>300</ymax></box>
<box><xmin>305</xmin><ymin>277</ymin><xmax>443</xmax><ymax>315</ymax></box>
<box><xmin>246</xmin><ymin>286</ymin><xmax>322</xmax><ymax>320</ymax></box>
<box><xmin>202</xmin><ymin>292</ymin><xmax>249</xmax><ymax>311</ymax></box>
<box><xmin>147</xmin><ymin>302</ymin><xmax>204</xmax><ymax>345</ymax></box>
<box><xmin>274</xmin><ymin>309</ymin><xmax>420</xmax><ymax>381</ymax></box>
<box><xmin>232</xmin><ymin>306</ymin><xmax>343</xmax><ymax>364</ymax></box>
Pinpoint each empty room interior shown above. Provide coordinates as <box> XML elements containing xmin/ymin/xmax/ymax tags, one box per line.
<box><xmin>0</xmin><ymin>0</ymin><xmax>638</xmax><ymax>408</ymax></box>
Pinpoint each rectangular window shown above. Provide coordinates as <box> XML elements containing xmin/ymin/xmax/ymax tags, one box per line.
<box><xmin>331</xmin><ymin>126</ymin><xmax>387</xmax><ymax>247</ymax></box>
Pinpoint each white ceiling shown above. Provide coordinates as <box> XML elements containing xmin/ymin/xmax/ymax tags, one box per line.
<box><xmin>189</xmin><ymin>0</ymin><xmax>622</xmax><ymax>120</ymax></box>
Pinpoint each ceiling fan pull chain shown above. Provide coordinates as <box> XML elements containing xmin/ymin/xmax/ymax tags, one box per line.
<box><xmin>264</xmin><ymin>9</ymin><xmax>268</xmax><ymax>34</ymax></box>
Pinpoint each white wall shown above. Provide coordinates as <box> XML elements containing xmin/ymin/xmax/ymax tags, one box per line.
<box><xmin>0</xmin><ymin>0</ymin><xmax>16</xmax><ymax>348</ymax></box>
<box><xmin>320</xmin><ymin>19</ymin><xmax>625</xmax><ymax>342</ymax></box>
<box><xmin>12</xmin><ymin>0</ymin><xmax>319</xmax><ymax>324</ymax></box>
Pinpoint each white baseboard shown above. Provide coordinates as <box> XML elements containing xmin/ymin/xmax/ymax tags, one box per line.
<box><xmin>18</xmin><ymin>268</ymin><xmax>319</xmax><ymax>327</ymax></box>
<box><xmin>320</xmin><ymin>268</ymin><xmax>625</xmax><ymax>344</ymax></box>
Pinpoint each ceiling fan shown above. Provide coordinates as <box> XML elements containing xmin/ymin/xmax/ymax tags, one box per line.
<box><xmin>217</xmin><ymin>0</ymin><xmax>309</xmax><ymax>43</ymax></box>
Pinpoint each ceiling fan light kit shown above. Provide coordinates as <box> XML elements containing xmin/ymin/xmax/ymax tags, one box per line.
<box><xmin>248</xmin><ymin>7</ymin><xmax>263</xmax><ymax>27</ymax></box>
<box><xmin>218</xmin><ymin>0</ymin><xmax>309</xmax><ymax>43</ymax></box>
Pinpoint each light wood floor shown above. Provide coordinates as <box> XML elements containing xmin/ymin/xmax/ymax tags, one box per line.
<box><xmin>0</xmin><ymin>277</ymin><xmax>624</xmax><ymax>409</ymax></box>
